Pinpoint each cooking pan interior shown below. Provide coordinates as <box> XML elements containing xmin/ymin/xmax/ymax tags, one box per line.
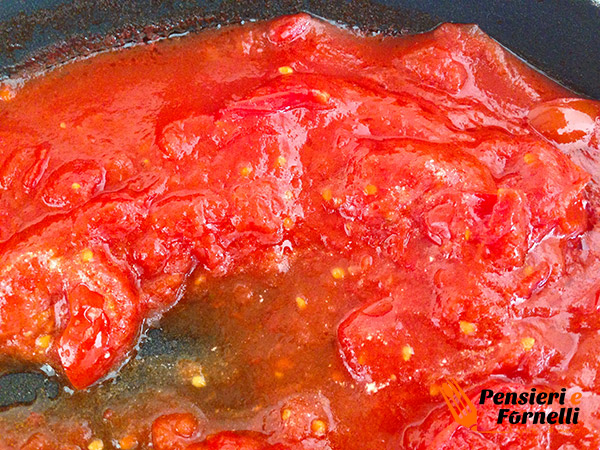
<box><xmin>0</xmin><ymin>0</ymin><xmax>599</xmax><ymax>409</ymax></box>
<box><xmin>1</xmin><ymin>0</ymin><xmax>599</xmax><ymax>98</ymax></box>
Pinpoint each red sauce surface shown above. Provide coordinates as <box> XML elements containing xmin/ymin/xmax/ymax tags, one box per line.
<box><xmin>1</xmin><ymin>13</ymin><xmax>600</xmax><ymax>450</ymax></box>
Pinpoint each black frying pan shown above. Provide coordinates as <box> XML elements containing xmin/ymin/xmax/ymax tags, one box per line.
<box><xmin>0</xmin><ymin>0</ymin><xmax>599</xmax><ymax>410</ymax></box>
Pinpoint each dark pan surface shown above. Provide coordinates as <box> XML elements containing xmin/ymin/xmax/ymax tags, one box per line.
<box><xmin>0</xmin><ymin>0</ymin><xmax>599</xmax><ymax>409</ymax></box>
<box><xmin>0</xmin><ymin>0</ymin><xmax>598</xmax><ymax>98</ymax></box>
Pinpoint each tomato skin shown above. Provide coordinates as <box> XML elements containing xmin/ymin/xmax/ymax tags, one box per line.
<box><xmin>187</xmin><ymin>432</ymin><xmax>287</xmax><ymax>450</ymax></box>
<box><xmin>159</xmin><ymin>115</ymin><xmax>214</xmax><ymax>161</ymax></box>
<box><xmin>267</xmin><ymin>13</ymin><xmax>313</xmax><ymax>45</ymax></box>
<box><xmin>528</xmin><ymin>98</ymin><xmax>600</xmax><ymax>147</ymax></box>
<box><xmin>57</xmin><ymin>256</ymin><xmax>141</xmax><ymax>389</ymax></box>
<box><xmin>41</xmin><ymin>159</ymin><xmax>106</xmax><ymax>209</ymax></box>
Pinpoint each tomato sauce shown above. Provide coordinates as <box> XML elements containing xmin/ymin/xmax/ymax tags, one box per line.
<box><xmin>1</xmin><ymin>13</ymin><xmax>600</xmax><ymax>450</ymax></box>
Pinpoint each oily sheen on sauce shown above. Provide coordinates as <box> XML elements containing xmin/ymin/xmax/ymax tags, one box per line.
<box><xmin>1</xmin><ymin>13</ymin><xmax>600</xmax><ymax>450</ymax></box>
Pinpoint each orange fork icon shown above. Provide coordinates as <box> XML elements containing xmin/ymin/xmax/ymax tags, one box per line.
<box><xmin>440</xmin><ymin>378</ymin><xmax>479</xmax><ymax>431</ymax></box>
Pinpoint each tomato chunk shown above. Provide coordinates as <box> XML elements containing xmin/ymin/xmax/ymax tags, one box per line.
<box><xmin>188</xmin><ymin>432</ymin><xmax>287</xmax><ymax>450</ymax></box>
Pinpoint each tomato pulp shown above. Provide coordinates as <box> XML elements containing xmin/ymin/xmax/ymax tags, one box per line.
<box><xmin>1</xmin><ymin>13</ymin><xmax>600</xmax><ymax>450</ymax></box>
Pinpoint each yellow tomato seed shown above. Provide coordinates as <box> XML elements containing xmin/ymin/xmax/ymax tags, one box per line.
<box><xmin>402</xmin><ymin>345</ymin><xmax>414</xmax><ymax>362</ymax></box>
<box><xmin>521</xmin><ymin>337</ymin><xmax>536</xmax><ymax>351</ymax></box>
<box><xmin>191</xmin><ymin>374</ymin><xmax>207</xmax><ymax>388</ymax></box>
<box><xmin>88</xmin><ymin>439</ymin><xmax>104</xmax><ymax>450</ymax></box>
<box><xmin>311</xmin><ymin>419</ymin><xmax>328</xmax><ymax>436</ymax></box>
<box><xmin>81</xmin><ymin>249</ymin><xmax>94</xmax><ymax>262</ymax></box>
<box><xmin>278</xmin><ymin>66</ymin><xmax>294</xmax><ymax>75</ymax></box>
<box><xmin>295</xmin><ymin>296</ymin><xmax>307</xmax><ymax>310</ymax></box>
<box><xmin>314</xmin><ymin>90</ymin><xmax>331</xmax><ymax>103</ymax></box>
<box><xmin>118</xmin><ymin>435</ymin><xmax>138</xmax><ymax>450</ymax></box>
<box><xmin>459</xmin><ymin>320</ymin><xmax>476</xmax><ymax>335</ymax></box>
<box><xmin>364</xmin><ymin>184</ymin><xmax>377</xmax><ymax>195</ymax></box>
<box><xmin>331</xmin><ymin>267</ymin><xmax>346</xmax><ymax>279</ymax></box>
<box><xmin>281</xmin><ymin>408</ymin><xmax>292</xmax><ymax>421</ymax></box>
<box><xmin>36</xmin><ymin>335</ymin><xmax>52</xmax><ymax>349</ymax></box>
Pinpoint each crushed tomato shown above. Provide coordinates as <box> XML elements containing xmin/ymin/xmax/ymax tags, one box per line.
<box><xmin>1</xmin><ymin>13</ymin><xmax>600</xmax><ymax>450</ymax></box>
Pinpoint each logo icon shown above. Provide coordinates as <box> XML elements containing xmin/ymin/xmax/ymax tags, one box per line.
<box><xmin>440</xmin><ymin>378</ymin><xmax>479</xmax><ymax>431</ymax></box>
<box><xmin>440</xmin><ymin>379</ymin><xmax>510</xmax><ymax>435</ymax></box>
